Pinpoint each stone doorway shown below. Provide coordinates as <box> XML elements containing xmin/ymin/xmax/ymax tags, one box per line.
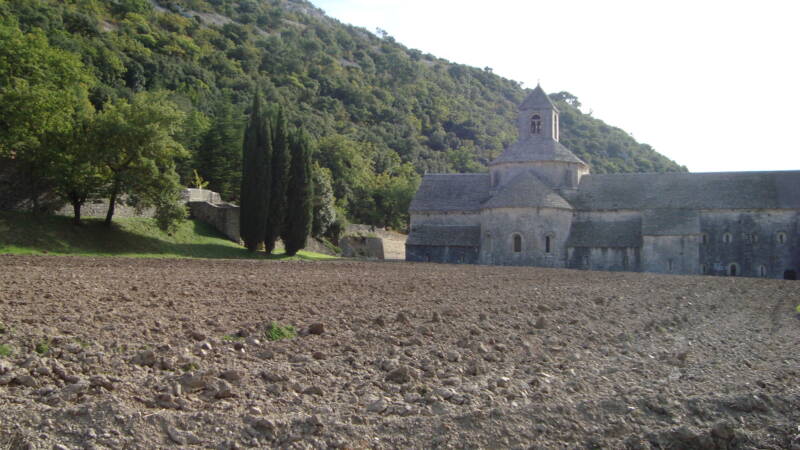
<box><xmin>784</xmin><ymin>270</ymin><xmax>797</xmax><ymax>280</ymax></box>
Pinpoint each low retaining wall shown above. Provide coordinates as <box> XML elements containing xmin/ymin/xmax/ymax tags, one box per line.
<box><xmin>54</xmin><ymin>198</ymin><xmax>155</xmax><ymax>219</ymax></box>
<box><xmin>340</xmin><ymin>236</ymin><xmax>384</xmax><ymax>259</ymax></box>
<box><xmin>188</xmin><ymin>201</ymin><xmax>241</xmax><ymax>243</ymax></box>
<box><xmin>343</xmin><ymin>225</ymin><xmax>407</xmax><ymax>260</ymax></box>
<box><xmin>182</xmin><ymin>188</ymin><xmax>221</xmax><ymax>204</ymax></box>
<box><xmin>50</xmin><ymin>189</ymin><xmax>220</xmax><ymax>219</ymax></box>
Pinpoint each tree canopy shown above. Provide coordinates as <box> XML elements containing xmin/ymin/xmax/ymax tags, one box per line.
<box><xmin>0</xmin><ymin>17</ymin><xmax>93</xmax><ymax>159</ymax></box>
<box><xmin>0</xmin><ymin>0</ymin><xmax>687</xmax><ymax>233</ymax></box>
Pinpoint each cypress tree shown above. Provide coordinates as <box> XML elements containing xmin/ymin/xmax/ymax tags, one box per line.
<box><xmin>196</xmin><ymin>102</ymin><xmax>243</xmax><ymax>201</ymax></box>
<box><xmin>282</xmin><ymin>130</ymin><xmax>314</xmax><ymax>256</ymax></box>
<box><xmin>239</xmin><ymin>92</ymin><xmax>272</xmax><ymax>252</ymax></box>
<box><xmin>264</xmin><ymin>106</ymin><xmax>290</xmax><ymax>254</ymax></box>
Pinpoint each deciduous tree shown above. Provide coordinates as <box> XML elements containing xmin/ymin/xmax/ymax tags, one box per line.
<box><xmin>46</xmin><ymin>113</ymin><xmax>109</xmax><ymax>225</ymax></box>
<box><xmin>311</xmin><ymin>162</ymin><xmax>335</xmax><ymax>238</ymax></box>
<box><xmin>0</xmin><ymin>18</ymin><xmax>93</xmax><ymax>159</ymax></box>
<box><xmin>90</xmin><ymin>92</ymin><xmax>187</xmax><ymax>227</ymax></box>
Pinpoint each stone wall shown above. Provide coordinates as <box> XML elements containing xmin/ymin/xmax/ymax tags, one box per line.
<box><xmin>49</xmin><ymin>188</ymin><xmax>220</xmax><ymax>220</ymax></box>
<box><xmin>188</xmin><ymin>201</ymin><xmax>241</xmax><ymax>243</ymax></box>
<box><xmin>343</xmin><ymin>224</ymin><xmax>407</xmax><ymax>260</ymax></box>
<box><xmin>479</xmin><ymin>207</ymin><xmax>572</xmax><ymax>267</ymax></box>
<box><xmin>182</xmin><ymin>188</ymin><xmax>221</xmax><ymax>204</ymax></box>
<box><xmin>54</xmin><ymin>197</ymin><xmax>155</xmax><ymax>219</ymax></box>
<box><xmin>406</xmin><ymin>245</ymin><xmax>479</xmax><ymax>264</ymax></box>
<box><xmin>566</xmin><ymin>209</ymin><xmax>799</xmax><ymax>279</ymax></box>
<box><xmin>567</xmin><ymin>246</ymin><xmax>640</xmax><ymax>272</ymax></box>
<box><xmin>340</xmin><ymin>236</ymin><xmax>384</xmax><ymax>259</ymax></box>
<box><xmin>641</xmin><ymin>235</ymin><xmax>700</xmax><ymax>275</ymax></box>
<box><xmin>699</xmin><ymin>210</ymin><xmax>799</xmax><ymax>279</ymax></box>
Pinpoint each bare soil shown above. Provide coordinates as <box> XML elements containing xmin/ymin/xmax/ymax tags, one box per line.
<box><xmin>0</xmin><ymin>255</ymin><xmax>799</xmax><ymax>449</ymax></box>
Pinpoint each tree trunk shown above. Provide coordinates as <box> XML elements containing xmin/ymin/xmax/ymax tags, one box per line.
<box><xmin>104</xmin><ymin>181</ymin><xmax>120</xmax><ymax>227</ymax></box>
<box><xmin>68</xmin><ymin>191</ymin><xmax>86</xmax><ymax>226</ymax></box>
<box><xmin>27</xmin><ymin>163</ymin><xmax>40</xmax><ymax>213</ymax></box>
<box><xmin>74</xmin><ymin>203</ymin><xmax>81</xmax><ymax>225</ymax></box>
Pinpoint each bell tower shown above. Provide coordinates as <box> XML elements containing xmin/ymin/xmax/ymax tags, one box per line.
<box><xmin>518</xmin><ymin>84</ymin><xmax>559</xmax><ymax>142</ymax></box>
<box><xmin>489</xmin><ymin>84</ymin><xmax>589</xmax><ymax>194</ymax></box>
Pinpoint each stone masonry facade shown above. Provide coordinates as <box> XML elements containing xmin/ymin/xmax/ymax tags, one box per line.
<box><xmin>406</xmin><ymin>85</ymin><xmax>800</xmax><ymax>280</ymax></box>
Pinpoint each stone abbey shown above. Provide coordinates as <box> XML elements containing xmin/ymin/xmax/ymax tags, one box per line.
<box><xmin>406</xmin><ymin>85</ymin><xmax>800</xmax><ymax>279</ymax></box>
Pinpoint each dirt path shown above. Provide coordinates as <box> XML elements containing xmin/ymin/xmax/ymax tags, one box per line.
<box><xmin>0</xmin><ymin>255</ymin><xmax>798</xmax><ymax>449</ymax></box>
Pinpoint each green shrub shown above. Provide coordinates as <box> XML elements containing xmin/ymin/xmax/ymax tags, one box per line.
<box><xmin>265</xmin><ymin>322</ymin><xmax>296</xmax><ymax>341</ymax></box>
<box><xmin>154</xmin><ymin>200</ymin><xmax>187</xmax><ymax>234</ymax></box>
<box><xmin>34</xmin><ymin>340</ymin><xmax>50</xmax><ymax>355</ymax></box>
<box><xmin>0</xmin><ymin>344</ymin><xmax>11</xmax><ymax>357</ymax></box>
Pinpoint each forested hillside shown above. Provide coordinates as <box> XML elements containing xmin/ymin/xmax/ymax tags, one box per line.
<box><xmin>0</xmin><ymin>0</ymin><xmax>686</xmax><ymax>232</ymax></box>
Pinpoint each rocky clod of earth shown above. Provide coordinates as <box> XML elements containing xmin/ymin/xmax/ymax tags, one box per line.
<box><xmin>0</xmin><ymin>255</ymin><xmax>799</xmax><ymax>448</ymax></box>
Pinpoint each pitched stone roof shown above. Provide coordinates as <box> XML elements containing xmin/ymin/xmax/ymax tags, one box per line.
<box><xmin>566</xmin><ymin>219</ymin><xmax>643</xmax><ymax>248</ymax></box>
<box><xmin>642</xmin><ymin>209</ymin><xmax>700</xmax><ymax>235</ymax></box>
<box><xmin>483</xmin><ymin>171</ymin><xmax>573</xmax><ymax>210</ymax></box>
<box><xmin>572</xmin><ymin>171</ymin><xmax>800</xmax><ymax>210</ymax></box>
<box><xmin>490</xmin><ymin>137</ymin><xmax>587</xmax><ymax>166</ymax></box>
<box><xmin>406</xmin><ymin>225</ymin><xmax>481</xmax><ymax>247</ymax></box>
<box><xmin>409</xmin><ymin>173</ymin><xmax>490</xmax><ymax>212</ymax></box>
<box><xmin>519</xmin><ymin>84</ymin><xmax>558</xmax><ymax>112</ymax></box>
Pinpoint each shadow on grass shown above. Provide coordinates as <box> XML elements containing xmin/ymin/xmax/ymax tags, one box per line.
<box><xmin>0</xmin><ymin>211</ymin><xmax>334</xmax><ymax>261</ymax></box>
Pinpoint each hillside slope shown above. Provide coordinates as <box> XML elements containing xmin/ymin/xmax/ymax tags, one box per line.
<box><xmin>0</xmin><ymin>0</ymin><xmax>686</xmax><ymax>227</ymax></box>
<box><xmin>0</xmin><ymin>211</ymin><xmax>334</xmax><ymax>259</ymax></box>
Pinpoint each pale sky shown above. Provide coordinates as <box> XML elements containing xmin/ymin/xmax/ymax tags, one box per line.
<box><xmin>312</xmin><ymin>0</ymin><xmax>800</xmax><ymax>173</ymax></box>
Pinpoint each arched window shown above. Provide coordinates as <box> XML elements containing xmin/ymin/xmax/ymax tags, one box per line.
<box><xmin>530</xmin><ymin>114</ymin><xmax>542</xmax><ymax>134</ymax></box>
<box><xmin>722</xmin><ymin>232</ymin><xmax>733</xmax><ymax>244</ymax></box>
<box><xmin>553</xmin><ymin>112</ymin><xmax>559</xmax><ymax>140</ymax></box>
<box><xmin>758</xmin><ymin>265</ymin><xmax>767</xmax><ymax>277</ymax></box>
<box><xmin>728</xmin><ymin>263</ymin><xmax>739</xmax><ymax>276</ymax></box>
<box><xmin>701</xmin><ymin>233</ymin><xmax>709</xmax><ymax>245</ymax></box>
<box><xmin>544</xmin><ymin>235</ymin><xmax>552</xmax><ymax>254</ymax></box>
<box><xmin>777</xmin><ymin>232</ymin><xmax>787</xmax><ymax>244</ymax></box>
<box><xmin>512</xmin><ymin>234</ymin><xmax>522</xmax><ymax>253</ymax></box>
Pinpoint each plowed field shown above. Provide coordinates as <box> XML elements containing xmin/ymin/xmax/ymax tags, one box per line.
<box><xmin>1</xmin><ymin>255</ymin><xmax>798</xmax><ymax>449</ymax></box>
